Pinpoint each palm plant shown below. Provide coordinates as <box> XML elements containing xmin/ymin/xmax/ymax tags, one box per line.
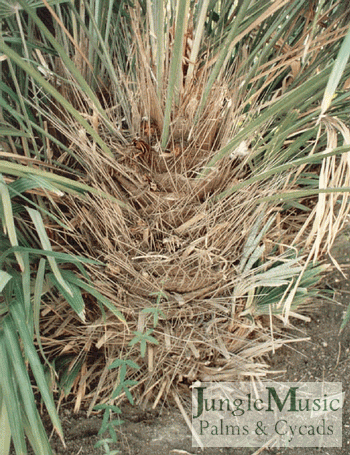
<box><xmin>1</xmin><ymin>0</ymin><xmax>350</xmax><ymax>452</ymax></box>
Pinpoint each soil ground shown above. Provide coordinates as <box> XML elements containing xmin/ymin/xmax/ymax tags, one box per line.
<box><xmin>18</xmin><ymin>231</ymin><xmax>350</xmax><ymax>455</ymax></box>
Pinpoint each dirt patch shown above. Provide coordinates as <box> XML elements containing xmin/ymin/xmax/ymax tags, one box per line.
<box><xmin>263</xmin><ymin>231</ymin><xmax>350</xmax><ymax>455</ymax></box>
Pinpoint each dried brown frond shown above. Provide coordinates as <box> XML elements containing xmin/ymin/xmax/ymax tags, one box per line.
<box><xmin>33</xmin><ymin>3</ymin><xmax>350</xmax><ymax>415</ymax></box>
